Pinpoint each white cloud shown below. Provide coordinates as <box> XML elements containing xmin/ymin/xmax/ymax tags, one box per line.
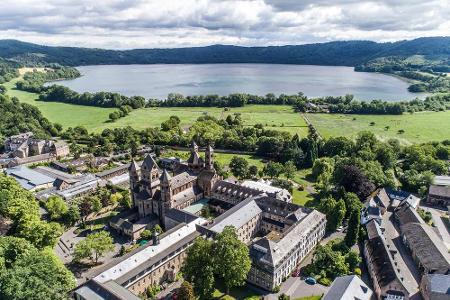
<box><xmin>0</xmin><ymin>0</ymin><xmax>448</xmax><ymax>49</ymax></box>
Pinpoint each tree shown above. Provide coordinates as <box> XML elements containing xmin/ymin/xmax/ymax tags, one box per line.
<box><xmin>74</xmin><ymin>231</ymin><xmax>114</xmax><ymax>264</ymax></box>
<box><xmin>345</xmin><ymin>250</ymin><xmax>361</xmax><ymax>271</ymax></box>
<box><xmin>212</xmin><ymin>226</ymin><xmax>251</xmax><ymax>294</ymax></box>
<box><xmin>109</xmin><ymin>111</ymin><xmax>119</xmax><ymax>122</ymax></box>
<box><xmin>263</xmin><ymin>161</ymin><xmax>283</xmax><ymax>178</ymax></box>
<box><xmin>345</xmin><ymin>208</ymin><xmax>360</xmax><ymax>247</ymax></box>
<box><xmin>109</xmin><ymin>192</ymin><xmax>123</xmax><ymax>206</ymax></box>
<box><xmin>283</xmin><ymin>161</ymin><xmax>296</xmax><ymax>180</ymax></box>
<box><xmin>140</xmin><ymin>229</ymin><xmax>152</xmax><ymax>240</ymax></box>
<box><xmin>63</xmin><ymin>204</ymin><xmax>80</xmax><ymax>226</ymax></box>
<box><xmin>45</xmin><ymin>196</ymin><xmax>68</xmax><ymax>220</ymax></box>
<box><xmin>310</xmin><ymin>244</ymin><xmax>349</xmax><ymax>279</ymax></box>
<box><xmin>178</xmin><ymin>281</ymin><xmax>195</xmax><ymax>300</ymax></box>
<box><xmin>15</xmin><ymin>216</ymin><xmax>62</xmax><ymax>249</ymax></box>
<box><xmin>229</xmin><ymin>156</ymin><xmax>249</xmax><ymax>179</ymax></box>
<box><xmin>120</xmin><ymin>190</ymin><xmax>132</xmax><ymax>209</ymax></box>
<box><xmin>335</xmin><ymin>164</ymin><xmax>375</xmax><ymax>200</ymax></box>
<box><xmin>183</xmin><ymin>238</ymin><xmax>215</xmax><ymax>299</ymax></box>
<box><xmin>278</xmin><ymin>294</ymin><xmax>290</xmax><ymax>300</ymax></box>
<box><xmin>0</xmin><ymin>236</ymin><xmax>75</xmax><ymax>300</ymax></box>
<box><xmin>248</xmin><ymin>165</ymin><xmax>258</xmax><ymax>178</ymax></box>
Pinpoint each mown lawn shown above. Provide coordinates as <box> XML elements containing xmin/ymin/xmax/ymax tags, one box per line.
<box><xmin>306</xmin><ymin>111</ymin><xmax>450</xmax><ymax>144</ymax></box>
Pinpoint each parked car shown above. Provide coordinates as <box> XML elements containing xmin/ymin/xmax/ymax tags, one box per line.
<box><xmin>305</xmin><ymin>277</ymin><xmax>317</xmax><ymax>285</ymax></box>
<box><xmin>336</xmin><ymin>226</ymin><xmax>343</xmax><ymax>232</ymax></box>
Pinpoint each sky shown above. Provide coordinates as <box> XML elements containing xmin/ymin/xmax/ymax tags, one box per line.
<box><xmin>0</xmin><ymin>0</ymin><xmax>449</xmax><ymax>49</ymax></box>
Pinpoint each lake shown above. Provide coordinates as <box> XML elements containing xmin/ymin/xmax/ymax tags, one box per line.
<box><xmin>49</xmin><ymin>64</ymin><xmax>422</xmax><ymax>101</ymax></box>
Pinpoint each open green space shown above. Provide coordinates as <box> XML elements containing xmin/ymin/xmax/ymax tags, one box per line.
<box><xmin>4</xmin><ymin>77</ymin><xmax>308</xmax><ymax>135</ymax></box>
<box><xmin>307</xmin><ymin>112</ymin><xmax>450</xmax><ymax>144</ymax></box>
<box><xmin>3</xmin><ymin>78</ymin><xmax>116</xmax><ymax>131</ymax></box>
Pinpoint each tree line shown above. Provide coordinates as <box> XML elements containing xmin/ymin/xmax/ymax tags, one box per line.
<box><xmin>295</xmin><ymin>93</ymin><xmax>450</xmax><ymax>114</ymax></box>
<box><xmin>15</xmin><ymin>66</ymin><xmax>80</xmax><ymax>93</ymax></box>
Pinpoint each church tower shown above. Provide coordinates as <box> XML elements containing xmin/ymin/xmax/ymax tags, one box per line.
<box><xmin>141</xmin><ymin>154</ymin><xmax>159</xmax><ymax>196</ymax></box>
<box><xmin>159</xmin><ymin>169</ymin><xmax>173</xmax><ymax>227</ymax></box>
<box><xmin>129</xmin><ymin>159</ymin><xmax>140</xmax><ymax>207</ymax></box>
<box><xmin>187</xmin><ymin>141</ymin><xmax>204</xmax><ymax>170</ymax></box>
<box><xmin>205</xmin><ymin>144</ymin><xmax>214</xmax><ymax>170</ymax></box>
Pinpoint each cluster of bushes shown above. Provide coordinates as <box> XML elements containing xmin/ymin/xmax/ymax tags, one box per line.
<box><xmin>15</xmin><ymin>66</ymin><xmax>80</xmax><ymax>93</ymax></box>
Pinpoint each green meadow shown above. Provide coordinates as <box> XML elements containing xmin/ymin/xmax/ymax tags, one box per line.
<box><xmin>306</xmin><ymin>111</ymin><xmax>450</xmax><ymax>144</ymax></box>
<box><xmin>4</xmin><ymin>78</ymin><xmax>308</xmax><ymax>135</ymax></box>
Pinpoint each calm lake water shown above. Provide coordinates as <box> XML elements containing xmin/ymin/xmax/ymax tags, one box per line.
<box><xmin>50</xmin><ymin>64</ymin><xmax>422</xmax><ymax>101</ymax></box>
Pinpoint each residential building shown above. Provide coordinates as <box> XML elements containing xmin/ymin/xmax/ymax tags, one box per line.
<box><xmin>364</xmin><ymin>220</ymin><xmax>414</xmax><ymax>300</ymax></box>
<box><xmin>400</xmin><ymin>222</ymin><xmax>450</xmax><ymax>274</ymax></box>
<box><xmin>323</xmin><ymin>275</ymin><xmax>373</xmax><ymax>300</ymax></box>
<box><xmin>427</xmin><ymin>185</ymin><xmax>450</xmax><ymax>208</ymax></box>
<box><xmin>3</xmin><ymin>132</ymin><xmax>69</xmax><ymax>160</ymax></box>
<box><xmin>420</xmin><ymin>274</ymin><xmax>450</xmax><ymax>300</ymax></box>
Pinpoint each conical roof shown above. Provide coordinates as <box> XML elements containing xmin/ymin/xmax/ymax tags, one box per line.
<box><xmin>191</xmin><ymin>141</ymin><xmax>198</xmax><ymax>151</ymax></box>
<box><xmin>129</xmin><ymin>159</ymin><xmax>140</xmax><ymax>172</ymax></box>
<box><xmin>142</xmin><ymin>154</ymin><xmax>158</xmax><ymax>170</ymax></box>
<box><xmin>160</xmin><ymin>169</ymin><xmax>172</xmax><ymax>183</ymax></box>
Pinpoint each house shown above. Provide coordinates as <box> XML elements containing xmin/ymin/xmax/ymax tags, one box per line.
<box><xmin>4</xmin><ymin>165</ymin><xmax>55</xmax><ymax>191</ymax></box>
<box><xmin>3</xmin><ymin>132</ymin><xmax>69</xmax><ymax>161</ymax></box>
<box><xmin>323</xmin><ymin>275</ymin><xmax>373</xmax><ymax>300</ymax></box>
<box><xmin>427</xmin><ymin>185</ymin><xmax>450</xmax><ymax>208</ymax></box>
<box><xmin>420</xmin><ymin>274</ymin><xmax>450</xmax><ymax>300</ymax></box>
<box><xmin>364</xmin><ymin>220</ymin><xmax>414</xmax><ymax>300</ymax></box>
<box><xmin>400</xmin><ymin>222</ymin><xmax>450</xmax><ymax>275</ymax></box>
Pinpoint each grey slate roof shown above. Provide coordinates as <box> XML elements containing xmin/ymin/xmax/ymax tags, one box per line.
<box><xmin>429</xmin><ymin>185</ymin><xmax>450</xmax><ymax>198</ymax></box>
<box><xmin>401</xmin><ymin>222</ymin><xmax>450</xmax><ymax>273</ymax></box>
<box><xmin>323</xmin><ymin>275</ymin><xmax>373</xmax><ymax>300</ymax></box>
<box><xmin>423</xmin><ymin>274</ymin><xmax>450</xmax><ymax>295</ymax></box>
<box><xmin>4</xmin><ymin>165</ymin><xmax>54</xmax><ymax>190</ymax></box>
<box><xmin>74</xmin><ymin>279</ymin><xmax>141</xmax><ymax>300</ymax></box>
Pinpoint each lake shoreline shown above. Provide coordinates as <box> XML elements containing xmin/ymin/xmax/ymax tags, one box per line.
<box><xmin>47</xmin><ymin>63</ymin><xmax>422</xmax><ymax>102</ymax></box>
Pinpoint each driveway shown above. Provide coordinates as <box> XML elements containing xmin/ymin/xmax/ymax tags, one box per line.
<box><xmin>265</xmin><ymin>277</ymin><xmax>328</xmax><ymax>300</ymax></box>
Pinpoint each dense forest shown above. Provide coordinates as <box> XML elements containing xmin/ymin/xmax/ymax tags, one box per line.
<box><xmin>0</xmin><ymin>59</ymin><xmax>20</xmax><ymax>84</ymax></box>
<box><xmin>0</xmin><ymin>37</ymin><xmax>448</xmax><ymax>67</ymax></box>
<box><xmin>0</xmin><ymin>93</ymin><xmax>60</xmax><ymax>141</ymax></box>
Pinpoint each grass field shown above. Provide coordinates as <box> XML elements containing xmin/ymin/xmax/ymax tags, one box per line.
<box><xmin>306</xmin><ymin>112</ymin><xmax>450</xmax><ymax>144</ymax></box>
<box><xmin>4</xmin><ymin>78</ymin><xmax>308</xmax><ymax>135</ymax></box>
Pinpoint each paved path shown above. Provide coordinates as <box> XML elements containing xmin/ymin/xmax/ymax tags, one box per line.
<box><xmin>421</xmin><ymin>206</ymin><xmax>450</xmax><ymax>248</ymax></box>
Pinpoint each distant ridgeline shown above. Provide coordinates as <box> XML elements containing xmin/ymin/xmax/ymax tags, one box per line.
<box><xmin>0</xmin><ymin>37</ymin><xmax>449</xmax><ymax>67</ymax></box>
<box><xmin>0</xmin><ymin>37</ymin><xmax>449</xmax><ymax>116</ymax></box>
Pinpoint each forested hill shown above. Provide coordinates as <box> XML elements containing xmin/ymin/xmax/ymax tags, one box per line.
<box><xmin>0</xmin><ymin>37</ymin><xmax>448</xmax><ymax>67</ymax></box>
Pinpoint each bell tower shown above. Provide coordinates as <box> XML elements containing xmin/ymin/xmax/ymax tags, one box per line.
<box><xmin>205</xmin><ymin>144</ymin><xmax>214</xmax><ymax>170</ymax></box>
<box><xmin>159</xmin><ymin>169</ymin><xmax>173</xmax><ymax>227</ymax></box>
<box><xmin>129</xmin><ymin>159</ymin><xmax>140</xmax><ymax>207</ymax></box>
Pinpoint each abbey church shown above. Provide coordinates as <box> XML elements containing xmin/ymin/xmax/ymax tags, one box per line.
<box><xmin>129</xmin><ymin>142</ymin><xmax>220</xmax><ymax>229</ymax></box>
